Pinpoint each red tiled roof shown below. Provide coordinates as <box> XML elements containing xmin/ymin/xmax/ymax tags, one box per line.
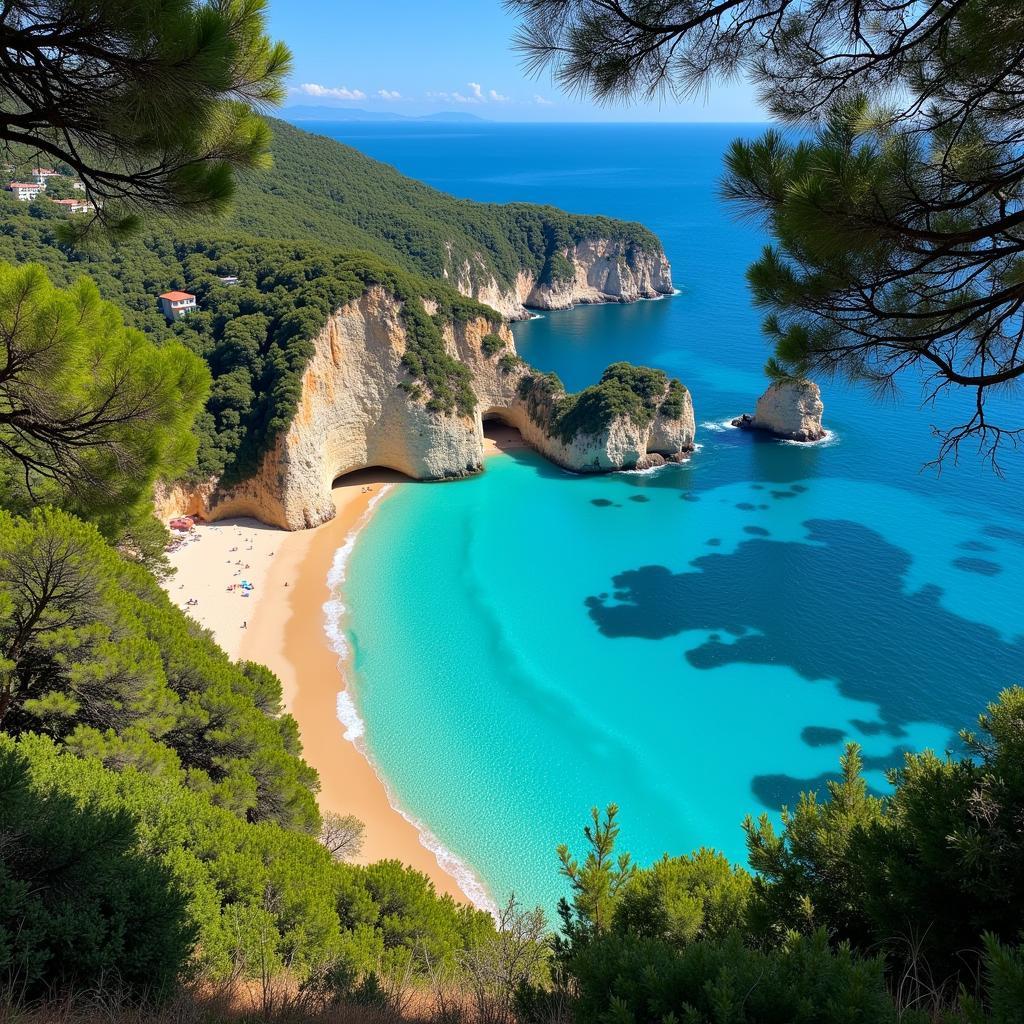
<box><xmin>159</xmin><ymin>291</ymin><xmax>195</xmax><ymax>301</ymax></box>
<box><xmin>8</xmin><ymin>182</ymin><xmax>39</xmax><ymax>189</ymax></box>
<box><xmin>53</xmin><ymin>198</ymin><xmax>85</xmax><ymax>205</ymax></box>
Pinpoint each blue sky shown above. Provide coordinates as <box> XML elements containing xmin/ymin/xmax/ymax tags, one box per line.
<box><xmin>267</xmin><ymin>0</ymin><xmax>766</xmax><ymax>122</ymax></box>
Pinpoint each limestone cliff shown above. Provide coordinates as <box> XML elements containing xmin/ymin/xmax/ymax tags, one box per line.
<box><xmin>161</xmin><ymin>286</ymin><xmax>695</xmax><ymax>530</ymax></box>
<box><xmin>732</xmin><ymin>380</ymin><xmax>826</xmax><ymax>442</ymax></box>
<box><xmin>451</xmin><ymin>239</ymin><xmax>674</xmax><ymax>320</ymax></box>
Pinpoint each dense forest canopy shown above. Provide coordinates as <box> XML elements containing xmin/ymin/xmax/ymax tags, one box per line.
<box><xmin>225</xmin><ymin>119</ymin><xmax>661</xmax><ymax>290</ymax></box>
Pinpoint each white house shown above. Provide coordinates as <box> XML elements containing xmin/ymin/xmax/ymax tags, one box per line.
<box><xmin>217</xmin><ymin>275</ymin><xmax>240</xmax><ymax>286</ymax></box>
<box><xmin>7</xmin><ymin>182</ymin><xmax>43</xmax><ymax>201</ymax></box>
<box><xmin>71</xmin><ymin>180</ymin><xmax>86</xmax><ymax>192</ymax></box>
<box><xmin>31</xmin><ymin>168</ymin><xmax>59</xmax><ymax>185</ymax></box>
<box><xmin>52</xmin><ymin>198</ymin><xmax>94</xmax><ymax>214</ymax></box>
<box><xmin>158</xmin><ymin>290</ymin><xmax>197</xmax><ymax>321</ymax></box>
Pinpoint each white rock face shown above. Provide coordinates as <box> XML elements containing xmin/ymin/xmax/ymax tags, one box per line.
<box><xmin>732</xmin><ymin>380</ymin><xmax>825</xmax><ymax>442</ymax></box>
<box><xmin>452</xmin><ymin>239</ymin><xmax>673</xmax><ymax>320</ymax></box>
<box><xmin>161</xmin><ymin>286</ymin><xmax>696</xmax><ymax>530</ymax></box>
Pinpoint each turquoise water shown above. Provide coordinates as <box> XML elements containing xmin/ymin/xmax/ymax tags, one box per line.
<box><xmin>305</xmin><ymin>122</ymin><xmax>1024</xmax><ymax>913</ymax></box>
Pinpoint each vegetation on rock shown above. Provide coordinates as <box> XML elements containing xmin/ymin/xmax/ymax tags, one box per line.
<box><xmin>0</xmin><ymin>205</ymin><xmax>497</xmax><ymax>484</ymax></box>
<box><xmin>519</xmin><ymin>361</ymin><xmax>686</xmax><ymax>443</ymax></box>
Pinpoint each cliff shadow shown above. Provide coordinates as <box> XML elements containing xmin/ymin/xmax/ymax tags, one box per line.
<box><xmin>332</xmin><ymin>466</ymin><xmax>414</xmax><ymax>489</ymax></box>
<box><xmin>585</xmin><ymin>518</ymin><xmax>1022</xmax><ymax>739</ymax></box>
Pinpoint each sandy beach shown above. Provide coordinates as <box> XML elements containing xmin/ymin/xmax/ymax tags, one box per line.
<box><xmin>162</xmin><ymin>428</ymin><xmax>522</xmax><ymax>906</ymax></box>
<box><xmin>163</xmin><ymin>468</ymin><xmax>471</xmax><ymax>901</ymax></box>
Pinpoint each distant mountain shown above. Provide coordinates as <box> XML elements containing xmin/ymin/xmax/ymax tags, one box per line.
<box><xmin>281</xmin><ymin>105</ymin><xmax>486</xmax><ymax>124</ymax></box>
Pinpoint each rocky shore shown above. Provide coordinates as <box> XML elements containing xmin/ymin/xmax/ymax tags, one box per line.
<box><xmin>732</xmin><ymin>379</ymin><xmax>826</xmax><ymax>442</ymax></box>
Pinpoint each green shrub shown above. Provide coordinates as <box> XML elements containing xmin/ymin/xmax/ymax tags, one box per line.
<box><xmin>499</xmin><ymin>352</ymin><xmax>525</xmax><ymax>373</ymax></box>
<box><xmin>569</xmin><ymin>930</ymin><xmax>896</xmax><ymax>1024</ymax></box>
<box><xmin>482</xmin><ymin>332</ymin><xmax>505</xmax><ymax>356</ymax></box>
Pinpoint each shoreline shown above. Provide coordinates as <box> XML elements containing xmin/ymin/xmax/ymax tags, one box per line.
<box><xmin>163</xmin><ymin>469</ymin><xmax>472</xmax><ymax>903</ymax></box>
<box><xmin>162</xmin><ymin>426</ymin><xmax>525</xmax><ymax>908</ymax></box>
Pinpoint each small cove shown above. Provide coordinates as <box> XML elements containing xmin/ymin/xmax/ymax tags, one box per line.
<box><xmin>310</xmin><ymin>121</ymin><xmax>1024</xmax><ymax>913</ymax></box>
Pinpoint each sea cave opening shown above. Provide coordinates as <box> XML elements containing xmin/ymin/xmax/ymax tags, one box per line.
<box><xmin>482</xmin><ymin>409</ymin><xmax>527</xmax><ymax>454</ymax></box>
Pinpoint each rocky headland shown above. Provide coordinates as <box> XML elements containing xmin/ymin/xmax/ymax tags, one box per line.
<box><xmin>157</xmin><ymin>284</ymin><xmax>694</xmax><ymax>530</ymax></box>
<box><xmin>732</xmin><ymin>379</ymin><xmax>826</xmax><ymax>442</ymax></box>
<box><xmin>455</xmin><ymin>238</ymin><xmax>674</xmax><ymax>320</ymax></box>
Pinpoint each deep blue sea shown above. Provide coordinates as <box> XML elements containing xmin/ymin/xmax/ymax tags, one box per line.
<box><xmin>297</xmin><ymin>121</ymin><xmax>1024</xmax><ymax>913</ymax></box>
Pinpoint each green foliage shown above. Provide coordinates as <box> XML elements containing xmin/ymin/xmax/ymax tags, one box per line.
<box><xmin>556</xmin><ymin>805</ymin><xmax>636</xmax><ymax>945</ymax></box>
<box><xmin>0</xmin><ymin>507</ymin><xmax>318</xmax><ymax>833</ymax></box>
<box><xmin>0</xmin><ymin>742</ymin><xmax>195</xmax><ymax>1000</ymax></box>
<box><xmin>225</xmin><ymin>119</ymin><xmax>660</xmax><ymax>291</ymax></box>
<box><xmin>660</xmin><ymin>378</ymin><xmax>689</xmax><ymax>419</ymax></box>
<box><xmin>569</xmin><ymin>929</ymin><xmax>896</xmax><ymax>1024</ymax></box>
<box><xmin>519</xmin><ymin>362</ymin><xmax>684</xmax><ymax>443</ymax></box>
<box><xmin>0</xmin><ymin>0</ymin><xmax>290</xmax><ymax>233</ymax></box>
<box><xmin>746</xmin><ymin>690</ymin><xmax>1024</xmax><ymax>985</ymax></box>
<box><xmin>499</xmin><ymin>352</ymin><xmax>525</xmax><ymax>373</ymax></box>
<box><xmin>481</xmin><ymin>332</ymin><xmax>506</xmax><ymax>357</ymax></box>
<box><xmin>744</xmin><ymin>744</ymin><xmax>885</xmax><ymax>944</ymax></box>
<box><xmin>39</xmin><ymin>176</ymin><xmax>76</xmax><ymax>200</ymax></box>
<box><xmin>0</xmin><ymin>731</ymin><xmax>492</xmax><ymax>997</ymax></box>
<box><xmin>0</xmin><ymin>262</ymin><xmax>209</xmax><ymax>526</ymax></box>
<box><xmin>542</xmin><ymin>250</ymin><xmax>576</xmax><ymax>287</ymax></box>
<box><xmin>612</xmin><ymin>850</ymin><xmax>753</xmax><ymax>947</ymax></box>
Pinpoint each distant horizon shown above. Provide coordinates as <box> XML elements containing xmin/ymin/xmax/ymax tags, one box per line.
<box><xmin>280</xmin><ymin>104</ymin><xmax>773</xmax><ymax>127</ymax></box>
<box><xmin>267</xmin><ymin>0</ymin><xmax>766</xmax><ymax>124</ymax></box>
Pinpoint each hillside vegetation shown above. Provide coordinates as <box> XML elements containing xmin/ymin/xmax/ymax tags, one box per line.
<box><xmin>0</xmin><ymin>196</ymin><xmax>499</xmax><ymax>486</ymax></box>
<box><xmin>0</xmin><ymin>122</ymin><xmax>664</xmax><ymax>490</ymax></box>
<box><xmin>224</xmin><ymin>119</ymin><xmax>661</xmax><ymax>289</ymax></box>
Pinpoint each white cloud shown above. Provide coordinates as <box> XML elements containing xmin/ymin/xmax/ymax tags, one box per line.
<box><xmin>378</xmin><ymin>89</ymin><xmax>401</xmax><ymax>100</ymax></box>
<box><xmin>297</xmin><ymin>82</ymin><xmax>366</xmax><ymax>101</ymax></box>
<box><xmin>533</xmin><ymin>94</ymin><xmax>554</xmax><ymax>105</ymax></box>
<box><xmin>428</xmin><ymin>83</ymin><xmax>512</xmax><ymax>105</ymax></box>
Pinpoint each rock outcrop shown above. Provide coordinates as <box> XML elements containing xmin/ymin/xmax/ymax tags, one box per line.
<box><xmin>452</xmin><ymin>239</ymin><xmax>674</xmax><ymax>320</ymax></box>
<box><xmin>732</xmin><ymin>380</ymin><xmax>825</xmax><ymax>442</ymax></box>
<box><xmin>510</xmin><ymin>368</ymin><xmax>695</xmax><ymax>474</ymax></box>
<box><xmin>160</xmin><ymin>286</ymin><xmax>695</xmax><ymax>530</ymax></box>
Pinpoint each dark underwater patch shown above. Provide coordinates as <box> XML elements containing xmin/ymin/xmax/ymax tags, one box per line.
<box><xmin>952</xmin><ymin>557</ymin><xmax>1002</xmax><ymax>577</ymax></box>
<box><xmin>801</xmin><ymin>726</ymin><xmax>845</xmax><ymax>747</ymax></box>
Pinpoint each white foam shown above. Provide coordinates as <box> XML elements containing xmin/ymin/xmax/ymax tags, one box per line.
<box><xmin>781</xmin><ymin>428</ymin><xmax>839</xmax><ymax>448</ymax></box>
<box><xmin>335</xmin><ymin>690</ymin><xmax>364</xmax><ymax>742</ymax></box>
<box><xmin>321</xmin><ymin>484</ymin><xmax>498</xmax><ymax>917</ymax></box>
<box><xmin>700</xmin><ymin>418</ymin><xmax>740</xmax><ymax>433</ymax></box>
<box><xmin>323</xmin><ymin>486</ymin><xmax>393</xmax><ymax>658</ymax></box>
